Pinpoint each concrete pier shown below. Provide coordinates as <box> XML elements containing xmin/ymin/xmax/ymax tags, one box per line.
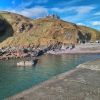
<box><xmin>7</xmin><ymin>59</ymin><xmax>100</xmax><ymax>100</ymax></box>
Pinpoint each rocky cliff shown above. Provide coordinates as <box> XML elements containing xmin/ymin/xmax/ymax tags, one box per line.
<box><xmin>0</xmin><ymin>11</ymin><xmax>100</xmax><ymax>47</ymax></box>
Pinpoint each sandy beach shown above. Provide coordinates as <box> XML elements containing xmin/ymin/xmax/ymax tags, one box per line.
<box><xmin>7</xmin><ymin>59</ymin><xmax>100</xmax><ymax>100</ymax></box>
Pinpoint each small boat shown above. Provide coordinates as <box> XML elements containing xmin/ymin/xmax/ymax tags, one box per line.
<box><xmin>17</xmin><ymin>59</ymin><xmax>38</xmax><ymax>66</ymax></box>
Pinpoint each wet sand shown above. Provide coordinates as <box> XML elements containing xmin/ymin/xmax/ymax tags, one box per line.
<box><xmin>7</xmin><ymin>59</ymin><xmax>100</xmax><ymax>100</ymax></box>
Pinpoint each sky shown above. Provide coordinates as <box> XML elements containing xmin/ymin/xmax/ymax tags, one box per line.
<box><xmin>0</xmin><ymin>0</ymin><xmax>100</xmax><ymax>30</ymax></box>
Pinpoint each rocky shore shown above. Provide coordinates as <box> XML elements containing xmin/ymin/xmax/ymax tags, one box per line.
<box><xmin>0</xmin><ymin>45</ymin><xmax>51</xmax><ymax>60</ymax></box>
<box><xmin>47</xmin><ymin>43</ymin><xmax>100</xmax><ymax>54</ymax></box>
<box><xmin>0</xmin><ymin>42</ymin><xmax>62</xmax><ymax>60</ymax></box>
<box><xmin>0</xmin><ymin>43</ymin><xmax>100</xmax><ymax>61</ymax></box>
<box><xmin>7</xmin><ymin>59</ymin><xmax>100</xmax><ymax>100</ymax></box>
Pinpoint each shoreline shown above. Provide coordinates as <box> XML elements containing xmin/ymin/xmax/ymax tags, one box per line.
<box><xmin>0</xmin><ymin>43</ymin><xmax>100</xmax><ymax>61</ymax></box>
<box><xmin>7</xmin><ymin>68</ymin><xmax>79</xmax><ymax>100</ymax></box>
<box><xmin>47</xmin><ymin>50</ymin><xmax>100</xmax><ymax>55</ymax></box>
<box><xmin>7</xmin><ymin>59</ymin><xmax>100</xmax><ymax>100</ymax></box>
<box><xmin>47</xmin><ymin>43</ymin><xmax>100</xmax><ymax>55</ymax></box>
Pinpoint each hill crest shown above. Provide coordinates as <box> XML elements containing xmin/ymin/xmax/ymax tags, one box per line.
<box><xmin>0</xmin><ymin>11</ymin><xmax>100</xmax><ymax>47</ymax></box>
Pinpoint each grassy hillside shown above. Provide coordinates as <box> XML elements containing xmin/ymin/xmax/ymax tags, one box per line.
<box><xmin>0</xmin><ymin>11</ymin><xmax>100</xmax><ymax>47</ymax></box>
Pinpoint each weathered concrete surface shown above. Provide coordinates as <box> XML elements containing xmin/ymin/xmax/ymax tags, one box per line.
<box><xmin>7</xmin><ymin>59</ymin><xmax>100</xmax><ymax>100</ymax></box>
<box><xmin>77</xmin><ymin>59</ymin><xmax>100</xmax><ymax>71</ymax></box>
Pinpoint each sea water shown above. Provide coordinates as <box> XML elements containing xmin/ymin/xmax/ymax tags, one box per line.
<box><xmin>0</xmin><ymin>54</ymin><xmax>100</xmax><ymax>99</ymax></box>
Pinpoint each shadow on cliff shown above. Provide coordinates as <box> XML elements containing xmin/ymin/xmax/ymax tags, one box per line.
<box><xmin>0</xmin><ymin>18</ymin><xmax>14</xmax><ymax>43</ymax></box>
<box><xmin>77</xmin><ymin>30</ymin><xmax>91</xmax><ymax>43</ymax></box>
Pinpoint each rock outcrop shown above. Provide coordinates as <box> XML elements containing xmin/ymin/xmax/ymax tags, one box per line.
<box><xmin>0</xmin><ymin>11</ymin><xmax>100</xmax><ymax>47</ymax></box>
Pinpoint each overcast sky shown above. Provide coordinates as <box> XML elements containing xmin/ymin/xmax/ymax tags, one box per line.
<box><xmin>0</xmin><ymin>0</ymin><xmax>100</xmax><ymax>30</ymax></box>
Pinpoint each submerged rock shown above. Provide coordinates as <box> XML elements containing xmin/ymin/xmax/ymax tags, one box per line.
<box><xmin>17</xmin><ymin>59</ymin><xmax>38</xmax><ymax>67</ymax></box>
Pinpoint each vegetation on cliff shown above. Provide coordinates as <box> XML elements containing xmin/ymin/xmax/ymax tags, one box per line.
<box><xmin>0</xmin><ymin>11</ymin><xmax>100</xmax><ymax>47</ymax></box>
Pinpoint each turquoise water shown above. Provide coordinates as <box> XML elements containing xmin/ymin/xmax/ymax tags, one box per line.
<box><xmin>0</xmin><ymin>54</ymin><xmax>100</xmax><ymax>99</ymax></box>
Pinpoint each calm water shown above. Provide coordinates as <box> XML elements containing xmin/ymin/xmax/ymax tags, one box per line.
<box><xmin>0</xmin><ymin>54</ymin><xmax>100</xmax><ymax>99</ymax></box>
